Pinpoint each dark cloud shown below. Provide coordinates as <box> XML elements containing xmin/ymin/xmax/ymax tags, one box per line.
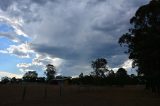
<box><xmin>32</xmin><ymin>41</ymin><xmax>126</xmax><ymax>68</ymax></box>
<box><xmin>0</xmin><ymin>0</ymin><xmax>150</xmax><ymax>76</ymax></box>
<box><xmin>31</xmin><ymin>44</ymin><xmax>81</xmax><ymax>60</ymax></box>
<box><xmin>0</xmin><ymin>0</ymin><xmax>13</xmax><ymax>11</ymax></box>
<box><xmin>31</xmin><ymin>0</ymin><xmax>48</xmax><ymax>5</ymax></box>
<box><xmin>0</xmin><ymin>0</ymin><xmax>51</xmax><ymax>11</ymax></box>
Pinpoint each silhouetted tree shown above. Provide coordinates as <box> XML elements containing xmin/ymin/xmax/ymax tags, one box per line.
<box><xmin>106</xmin><ymin>70</ymin><xmax>116</xmax><ymax>86</ymax></box>
<box><xmin>116</xmin><ymin>68</ymin><xmax>128</xmax><ymax>78</ymax></box>
<box><xmin>45</xmin><ymin>64</ymin><xmax>56</xmax><ymax>81</ymax></box>
<box><xmin>116</xmin><ymin>68</ymin><xmax>128</xmax><ymax>86</ymax></box>
<box><xmin>79</xmin><ymin>73</ymin><xmax>84</xmax><ymax>78</ymax></box>
<box><xmin>23</xmin><ymin>71</ymin><xmax>38</xmax><ymax>82</ymax></box>
<box><xmin>36</xmin><ymin>77</ymin><xmax>45</xmax><ymax>83</ymax></box>
<box><xmin>108</xmin><ymin>70</ymin><xmax>115</xmax><ymax>78</ymax></box>
<box><xmin>11</xmin><ymin>77</ymin><xmax>17</xmax><ymax>83</ymax></box>
<box><xmin>1</xmin><ymin>76</ymin><xmax>10</xmax><ymax>84</ymax></box>
<box><xmin>119</xmin><ymin>0</ymin><xmax>160</xmax><ymax>91</ymax></box>
<box><xmin>91</xmin><ymin>58</ymin><xmax>108</xmax><ymax>78</ymax></box>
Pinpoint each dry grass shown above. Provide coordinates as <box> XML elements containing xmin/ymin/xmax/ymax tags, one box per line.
<box><xmin>0</xmin><ymin>84</ymin><xmax>160</xmax><ymax>106</ymax></box>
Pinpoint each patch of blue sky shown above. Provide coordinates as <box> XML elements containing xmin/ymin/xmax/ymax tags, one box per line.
<box><xmin>0</xmin><ymin>37</ymin><xmax>16</xmax><ymax>49</ymax></box>
<box><xmin>0</xmin><ymin>23</ymin><xmax>31</xmax><ymax>50</ymax></box>
<box><xmin>0</xmin><ymin>22</ymin><xmax>14</xmax><ymax>32</ymax></box>
<box><xmin>17</xmin><ymin>35</ymin><xmax>31</xmax><ymax>42</ymax></box>
<box><xmin>0</xmin><ymin>23</ymin><xmax>16</xmax><ymax>48</ymax></box>
<box><xmin>0</xmin><ymin>53</ymin><xmax>33</xmax><ymax>74</ymax></box>
<box><xmin>0</xmin><ymin>22</ymin><xmax>30</xmax><ymax>42</ymax></box>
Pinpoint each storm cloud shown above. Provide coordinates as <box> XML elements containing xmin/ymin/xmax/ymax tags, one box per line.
<box><xmin>0</xmin><ymin>0</ymin><xmax>150</xmax><ymax>76</ymax></box>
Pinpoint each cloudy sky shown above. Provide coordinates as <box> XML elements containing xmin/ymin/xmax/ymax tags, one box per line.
<box><xmin>0</xmin><ymin>0</ymin><xmax>149</xmax><ymax>78</ymax></box>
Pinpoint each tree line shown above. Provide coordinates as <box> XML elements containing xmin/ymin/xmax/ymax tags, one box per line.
<box><xmin>0</xmin><ymin>58</ymin><xmax>144</xmax><ymax>86</ymax></box>
<box><xmin>119</xmin><ymin>0</ymin><xmax>160</xmax><ymax>93</ymax></box>
<box><xmin>0</xmin><ymin>64</ymin><xmax>57</xmax><ymax>84</ymax></box>
<box><xmin>0</xmin><ymin>0</ymin><xmax>160</xmax><ymax>93</ymax></box>
<box><xmin>72</xmin><ymin>58</ymin><xmax>144</xmax><ymax>86</ymax></box>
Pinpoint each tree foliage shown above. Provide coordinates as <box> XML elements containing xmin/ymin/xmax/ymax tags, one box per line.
<box><xmin>115</xmin><ymin>68</ymin><xmax>128</xmax><ymax>86</ymax></box>
<box><xmin>116</xmin><ymin>68</ymin><xmax>128</xmax><ymax>78</ymax></box>
<box><xmin>23</xmin><ymin>71</ymin><xmax>38</xmax><ymax>82</ymax></box>
<box><xmin>119</xmin><ymin>0</ymin><xmax>160</xmax><ymax>75</ymax></box>
<box><xmin>119</xmin><ymin>0</ymin><xmax>160</xmax><ymax>91</ymax></box>
<box><xmin>91</xmin><ymin>58</ymin><xmax>108</xmax><ymax>78</ymax></box>
<box><xmin>1</xmin><ymin>76</ymin><xmax>10</xmax><ymax>84</ymax></box>
<box><xmin>45</xmin><ymin>64</ymin><xmax>56</xmax><ymax>81</ymax></box>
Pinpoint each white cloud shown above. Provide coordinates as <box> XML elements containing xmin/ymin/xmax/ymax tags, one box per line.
<box><xmin>0</xmin><ymin>32</ymin><xmax>19</xmax><ymax>42</ymax></box>
<box><xmin>17</xmin><ymin>54</ymin><xmax>64</xmax><ymax>74</ymax></box>
<box><xmin>110</xmin><ymin>59</ymin><xmax>133</xmax><ymax>72</ymax></box>
<box><xmin>0</xmin><ymin>0</ymin><xmax>149</xmax><ymax>76</ymax></box>
<box><xmin>121</xmin><ymin>59</ymin><xmax>133</xmax><ymax>70</ymax></box>
<box><xmin>111</xmin><ymin>59</ymin><xmax>137</xmax><ymax>75</ymax></box>
<box><xmin>0</xmin><ymin>43</ymin><xmax>34</xmax><ymax>58</ymax></box>
<box><xmin>0</xmin><ymin>15</ymin><xmax>28</xmax><ymax>39</ymax></box>
<box><xmin>0</xmin><ymin>71</ymin><xmax>22</xmax><ymax>78</ymax></box>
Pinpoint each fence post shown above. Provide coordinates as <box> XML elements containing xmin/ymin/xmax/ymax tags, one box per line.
<box><xmin>22</xmin><ymin>86</ymin><xmax>26</xmax><ymax>101</ymax></box>
<box><xmin>44</xmin><ymin>85</ymin><xmax>47</xmax><ymax>99</ymax></box>
<box><xmin>59</xmin><ymin>80</ymin><xmax>64</xmax><ymax>96</ymax></box>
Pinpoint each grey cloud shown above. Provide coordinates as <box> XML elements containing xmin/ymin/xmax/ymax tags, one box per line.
<box><xmin>0</xmin><ymin>0</ymin><xmax>50</xmax><ymax>11</ymax></box>
<box><xmin>0</xmin><ymin>32</ymin><xmax>21</xmax><ymax>42</ymax></box>
<box><xmin>0</xmin><ymin>43</ymin><xmax>34</xmax><ymax>58</ymax></box>
<box><xmin>32</xmin><ymin>41</ymin><xmax>126</xmax><ymax>68</ymax></box>
<box><xmin>31</xmin><ymin>0</ymin><xmax>49</xmax><ymax>5</ymax></box>
<box><xmin>25</xmin><ymin>0</ymin><xmax>149</xmax><ymax>75</ymax></box>
<box><xmin>0</xmin><ymin>0</ymin><xmax>13</xmax><ymax>11</ymax></box>
<box><xmin>0</xmin><ymin>0</ymin><xmax>150</xmax><ymax>76</ymax></box>
<box><xmin>31</xmin><ymin>44</ymin><xmax>80</xmax><ymax>60</ymax></box>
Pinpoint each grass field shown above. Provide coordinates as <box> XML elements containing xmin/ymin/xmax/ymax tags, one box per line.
<box><xmin>0</xmin><ymin>85</ymin><xmax>160</xmax><ymax>106</ymax></box>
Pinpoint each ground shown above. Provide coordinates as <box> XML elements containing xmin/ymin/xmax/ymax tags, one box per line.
<box><xmin>0</xmin><ymin>85</ymin><xmax>160</xmax><ymax>106</ymax></box>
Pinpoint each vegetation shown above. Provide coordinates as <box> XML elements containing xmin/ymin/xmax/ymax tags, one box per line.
<box><xmin>0</xmin><ymin>0</ymin><xmax>159</xmax><ymax>96</ymax></box>
<box><xmin>91</xmin><ymin>58</ymin><xmax>108</xmax><ymax>78</ymax></box>
<box><xmin>0</xmin><ymin>63</ymin><xmax>143</xmax><ymax>86</ymax></box>
<box><xmin>45</xmin><ymin>64</ymin><xmax>56</xmax><ymax>82</ymax></box>
<box><xmin>119</xmin><ymin>0</ymin><xmax>160</xmax><ymax>93</ymax></box>
<box><xmin>71</xmin><ymin>68</ymin><xmax>141</xmax><ymax>86</ymax></box>
<box><xmin>23</xmin><ymin>71</ymin><xmax>38</xmax><ymax>82</ymax></box>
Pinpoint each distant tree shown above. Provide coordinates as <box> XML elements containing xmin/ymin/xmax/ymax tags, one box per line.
<box><xmin>91</xmin><ymin>58</ymin><xmax>108</xmax><ymax>78</ymax></box>
<box><xmin>79</xmin><ymin>73</ymin><xmax>84</xmax><ymax>78</ymax></box>
<box><xmin>23</xmin><ymin>71</ymin><xmax>38</xmax><ymax>82</ymax></box>
<box><xmin>108</xmin><ymin>70</ymin><xmax>115</xmax><ymax>78</ymax></box>
<box><xmin>116</xmin><ymin>68</ymin><xmax>128</xmax><ymax>86</ymax></box>
<box><xmin>1</xmin><ymin>76</ymin><xmax>10</xmax><ymax>84</ymax></box>
<box><xmin>106</xmin><ymin>70</ymin><xmax>115</xmax><ymax>86</ymax></box>
<box><xmin>11</xmin><ymin>77</ymin><xmax>17</xmax><ymax>83</ymax></box>
<box><xmin>118</xmin><ymin>0</ymin><xmax>160</xmax><ymax>90</ymax></box>
<box><xmin>45</xmin><ymin>64</ymin><xmax>56</xmax><ymax>81</ymax></box>
<box><xmin>130</xmin><ymin>74</ymin><xmax>136</xmax><ymax>78</ymax></box>
<box><xmin>36</xmin><ymin>77</ymin><xmax>45</xmax><ymax>83</ymax></box>
<box><xmin>116</xmin><ymin>68</ymin><xmax>128</xmax><ymax>78</ymax></box>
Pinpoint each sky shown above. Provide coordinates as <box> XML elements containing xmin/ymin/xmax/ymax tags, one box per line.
<box><xmin>0</xmin><ymin>0</ymin><xmax>150</xmax><ymax>78</ymax></box>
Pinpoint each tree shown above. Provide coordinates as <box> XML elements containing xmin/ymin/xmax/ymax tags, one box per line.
<box><xmin>119</xmin><ymin>0</ymin><xmax>160</xmax><ymax>90</ymax></box>
<box><xmin>45</xmin><ymin>64</ymin><xmax>56</xmax><ymax>81</ymax></box>
<box><xmin>108</xmin><ymin>70</ymin><xmax>115</xmax><ymax>78</ymax></box>
<box><xmin>23</xmin><ymin>71</ymin><xmax>38</xmax><ymax>82</ymax></box>
<box><xmin>11</xmin><ymin>77</ymin><xmax>17</xmax><ymax>83</ymax></box>
<box><xmin>79</xmin><ymin>73</ymin><xmax>84</xmax><ymax>78</ymax></box>
<box><xmin>107</xmin><ymin>70</ymin><xmax>116</xmax><ymax>86</ymax></box>
<box><xmin>91</xmin><ymin>58</ymin><xmax>108</xmax><ymax>78</ymax></box>
<box><xmin>1</xmin><ymin>76</ymin><xmax>10</xmax><ymax>84</ymax></box>
<box><xmin>116</xmin><ymin>68</ymin><xmax>128</xmax><ymax>86</ymax></box>
<box><xmin>116</xmin><ymin>68</ymin><xmax>128</xmax><ymax>78</ymax></box>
